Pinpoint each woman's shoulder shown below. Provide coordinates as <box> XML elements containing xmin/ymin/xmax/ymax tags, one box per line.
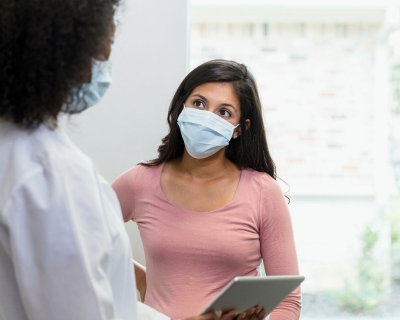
<box><xmin>244</xmin><ymin>169</ymin><xmax>289</xmax><ymax>213</ymax></box>
<box><xmin>242</xmin><ymin>168</ymin><xmax>288</xmax><ymax>204</ymax></box>
<box><xmin>242</xmin><ymin>168</ymin><xmax>280</xmax><ymax>190</ymax></box>
<box><xmin>112</xmin><ymin>162</ymin><xmax>163</xmax><ymax>188</ymax></box>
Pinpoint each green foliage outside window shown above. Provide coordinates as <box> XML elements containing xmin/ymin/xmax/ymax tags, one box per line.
<box><xmin>334</xmin><ymin>223</ymin><xmax>386</xmax><ymax>314</ymax></box>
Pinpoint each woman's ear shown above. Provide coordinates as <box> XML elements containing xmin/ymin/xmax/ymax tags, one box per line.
<box><xmin>233</xmin><ymin>119</ymin><xmax>251</xmax><ymax>139</ymax></box>
<box><xmin>245</xmin><ymin>119</ymin><xmax>251</xmax><ymax>130</ymax></box>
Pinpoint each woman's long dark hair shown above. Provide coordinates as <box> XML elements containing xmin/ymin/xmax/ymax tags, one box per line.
<box><xmin>144</xmin><ymin>59</ymin><xmax>276</xmax><ymax>179</ymax></box>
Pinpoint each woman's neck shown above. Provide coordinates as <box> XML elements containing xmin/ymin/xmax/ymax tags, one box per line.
<box><xmin>176</xmin><ymin>149</ymin><xmax>235</xmax><ymax>181</ymax></box>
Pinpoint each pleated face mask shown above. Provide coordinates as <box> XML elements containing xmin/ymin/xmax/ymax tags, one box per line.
<box><xmin>65</xmin><ymin>59</ymin><xmax>112</xmax><ymax>113</ymax></box>
<box><xmin>177</xmin><ymin>106</ymin><xmax>239</xmax><ymax>159</ymax></box>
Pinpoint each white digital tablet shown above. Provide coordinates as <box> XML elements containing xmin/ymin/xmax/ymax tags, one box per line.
<box><xmin>199</xmin><ymin>275</ymin><xmax>304</xmax><ymax>316</ymax></box>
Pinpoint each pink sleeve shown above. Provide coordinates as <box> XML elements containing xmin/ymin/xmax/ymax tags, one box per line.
<box><xmin>259</xmin><ymin>177</ymin><xmax>302</xmax><ymax>320</ymax></box>
<box><xmin>111</xmin><ymin>165</ymin><xmax>140</xmax><ymax>222</ymax></box>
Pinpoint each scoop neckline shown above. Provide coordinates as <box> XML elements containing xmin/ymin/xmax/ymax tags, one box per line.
<box><xmin>155</xmin><ymin>161</ymin><xmax>246</xmax><ymax>214</ymax></box>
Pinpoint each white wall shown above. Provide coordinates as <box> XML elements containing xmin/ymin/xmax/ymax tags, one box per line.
<box><xmin>61</xmin><ymin>0</ymin><xmax>188</xmax><ymax>265</ymax></box>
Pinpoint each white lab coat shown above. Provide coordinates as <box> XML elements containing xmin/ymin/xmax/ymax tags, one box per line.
<box><xmin>0</xmin><ymin>120</ymin><xmax>169</xmax><ymax>320</ymax></box>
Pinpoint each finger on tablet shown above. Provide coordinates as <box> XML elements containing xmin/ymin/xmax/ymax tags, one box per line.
<box><xmin>257</xmin><ymin>309</ymin><xmax>267</xmax><ymax>320</ymax></box>
<box><xmin>220</xmin><ymin>309</ymin><xmax>238</xmax><ymax>320</ymax></box>
<box><xmin>186</xmin><ymin>310</ymin><xmax>221</xmax><ymax>320</ymax></box>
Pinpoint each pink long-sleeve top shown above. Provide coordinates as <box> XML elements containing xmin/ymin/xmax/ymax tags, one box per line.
<box><xmin>112</xmin><ymin>163</ymin><xmax>302</xmax><ymax>320</ymax></box>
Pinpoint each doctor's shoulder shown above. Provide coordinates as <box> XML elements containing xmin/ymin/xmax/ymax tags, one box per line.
<box><xmin>0</xmin><ymin>125</ymin><xmax>101</xmax><ymax>214</ymax></box>
<box><xmin>1</xmin><ymin>123</ymin><xmax>91</xmax><ymax>181</ymax></box>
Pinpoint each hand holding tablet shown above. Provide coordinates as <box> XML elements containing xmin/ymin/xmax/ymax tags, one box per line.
<box><xmin>199</xmin><ymin>276</ymin><xmax>305</xmax><ymax>317</ymax></box>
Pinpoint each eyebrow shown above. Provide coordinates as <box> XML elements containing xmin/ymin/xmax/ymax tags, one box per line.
<box><xmin>190</xmin><ymin>94</ymin><xmax>238</xmax><ymax>112</ymax></box>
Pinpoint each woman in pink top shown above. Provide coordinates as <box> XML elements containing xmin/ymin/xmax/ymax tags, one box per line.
<box><xmin>112</xmin><ymin>59</ymin><xmax>301</xmax><ymax>320</ymax></box>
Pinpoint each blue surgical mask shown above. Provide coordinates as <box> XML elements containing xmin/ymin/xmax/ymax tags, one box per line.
<box><xmin>65</xmin><ymin>59</ymin><xmax>112</xmax><ymax>113</ymax></box>
<box><xmin>177</xmin><ymin>106</ymin><xmax>240</xmax><ymax>159</ymax></box>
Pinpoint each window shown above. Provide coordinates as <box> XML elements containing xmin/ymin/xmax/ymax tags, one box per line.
<box><xmin>190</xmin><ymin>1</ymin><xmax>400</xmax><ymax>318</ymax></box>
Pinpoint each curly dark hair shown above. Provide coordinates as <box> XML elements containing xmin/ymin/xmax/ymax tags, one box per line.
<box><xmin>0</xmin><ymin>0</ymin><xmax>119</xmax><ymax>129</ymax></box>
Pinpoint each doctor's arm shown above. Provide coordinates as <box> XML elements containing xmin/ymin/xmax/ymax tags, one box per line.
<box><xmin>5</xmin><ymin>161</ymin><xmax>121</xmax><ymax>320</ymax></box>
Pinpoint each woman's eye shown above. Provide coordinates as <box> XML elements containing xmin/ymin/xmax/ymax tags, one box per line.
<box><xmin>194</xmin><ymin>101</ymin><xmax>205</xmax><ymax>109</ymax></box>
<box><xmin>219</xmin><ymin>109</ymin><xmax>231</xmax><ymax>117</ymax></box>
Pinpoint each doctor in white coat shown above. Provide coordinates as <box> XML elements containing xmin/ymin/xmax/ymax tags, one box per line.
<box><xmin>0</xmin><ymin>1</ymin><xmax>239</xmax><ymax>320</ymax></box>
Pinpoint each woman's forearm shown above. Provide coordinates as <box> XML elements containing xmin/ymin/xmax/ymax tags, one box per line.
<box><xmin>133</xmin><ymin>262</ymin><xmax>147</xmax><ymax>302</ymax></box>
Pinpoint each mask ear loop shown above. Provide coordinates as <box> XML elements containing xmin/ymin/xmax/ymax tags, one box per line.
<box><xmin>232</xmin><ymin>123</ymin><xmax>240</xmax><ymax>139</ymax></box>
<box><xmin>177</xmin><ymin>105</ymin><xmax>187</xmax><ymax>119</ymax></box>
